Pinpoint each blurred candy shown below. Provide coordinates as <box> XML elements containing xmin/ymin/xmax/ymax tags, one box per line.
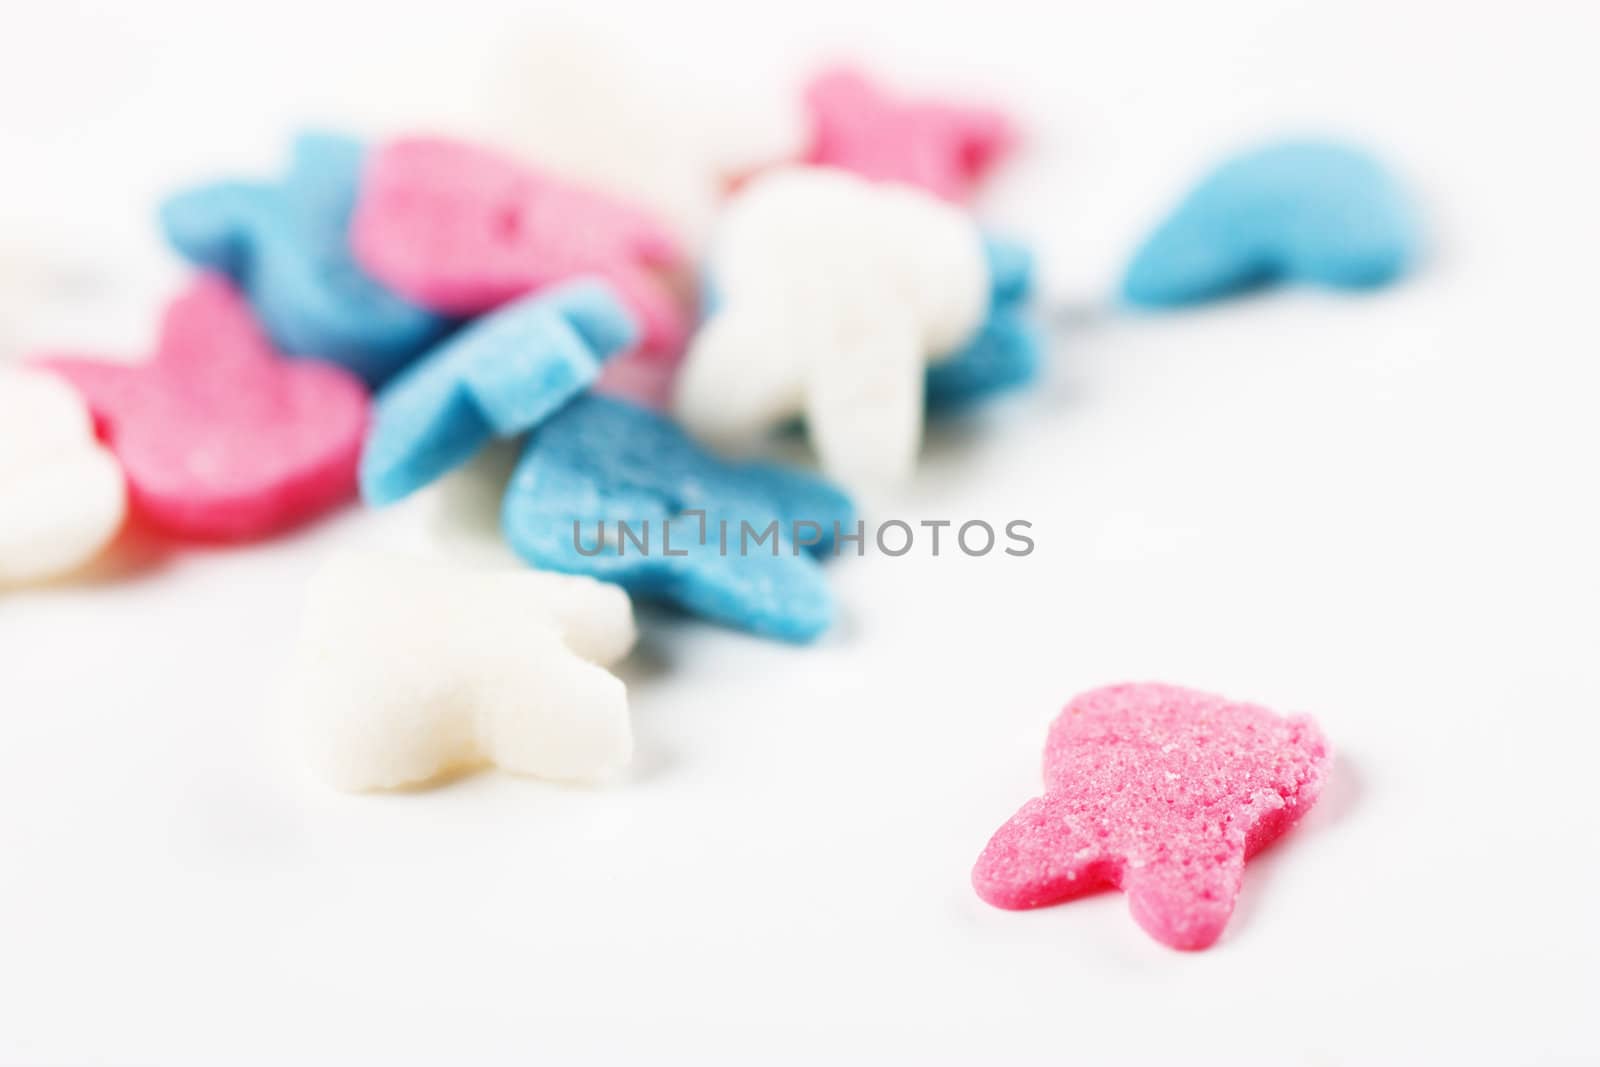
<box><xmin>351</xmin><ymin>136</ymin><xmax>690</xmax><ymax>357</ymax></box>
<box><xmin>675</xmin><ymin>167</ymin><xmax>988</xmax><ymax>487</ymax></box>
<box><xmin>503</xmin><ymin>395</ymin><xmax>854</xmax><ymax>642</ymax></box>
<box><xmin>421</xmin><ymin>440</ymin><xmax>527</xmax><ymax>568</ymax></box>
<box><xmin>287</xmin><ymin>553</ymin><xmax>636</xmax><ymax>792</ymax></box>
<box><xmin>803</xmin><ymin>66</ymin><xmax>1016</xmax><ymax>202</ymax></box>
<box><xmin>0</xmin><ymin>253</ymin><xmax>28</xmax><ymax>355</ymax></box>
<box><xmin>160</xmin><ymin>132</ymin><xmax>448</xmax><ymax>387</ymax></box>
<box><xmin>972</xmin><ymin>683</ymin><xmax>1330</xmax><ymax>950</ymax></box>
<box><xmin>1122</xmin><ymin>139</ymin><xmax>1420</xmax><ymax>308</ymax></box>
<box><xmin>0</xmin><ymin>368</ymin><xmax>125</xmax><ymax>584</ymax></box>
<box><xmin>474</xmin><ymin>34</ymin><xmax>728</xmax><ymax>410</ymax></box>
<box><xmin>361</xmin><ymin>281</ymin><xmax>635</xmax><ymax>506</ymax></box>
<box><xmin>592</xmin><ymin>348</ymin><xmax>681</xmax><ymax>410</ymax></box>
<box><xmin>473</xmin><ymin>26</ymin><xmax>766</xmax><ymax>249</ymax></box>
<box><xmin>926</xmin><ymin>236</ymin><xmax>1044</xmax><ymax>411</ymax></box>
<box><xmin>35</xmin><ymin>276</ymin><xmax>368</xmax><ymax>541</ymax></box>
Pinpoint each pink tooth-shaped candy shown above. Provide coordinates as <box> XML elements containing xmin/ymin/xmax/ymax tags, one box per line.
<box><xmin>350</xmin><ymin>136</ymin><xmax>690</xmax><ymax>359</ymax></box>
<box><xmin>973</xmin><ymin>683</ymin><xmax>1330</xmax><ymax>951</ymax></box>
<box><xmin>803</xmin><ymin>66</ymin><xmax>1016</xmax><ymax>202</ymax></box>
<box><xmin>35</xmin><ymin>275</ymin><xmax>368</xmax><ymax>541</ymax></box>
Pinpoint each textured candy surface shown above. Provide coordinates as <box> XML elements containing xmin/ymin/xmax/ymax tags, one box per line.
<box><xmin>972</xmin><ymin>682</ymin><xmax>1330</xmax><ymax>950</ymax></box>
<box><xmin>1123</xmin><ymin>140</ymin><xmax>1419</xmax><ymax>307</ymax></box>
<box><xmin>675</xmin><ymin>167</ymin><xmax>988</xmax><ymax>487</ymax></box>
<box><xmin>360</xmin><ymin>281</ymin><xmax>636</xmax><ymax>506</ymax></box>
<box><xmin>160</xmin><ymin>131</ymin><xmax>448</xmax><ymax>387</ymax></box>
<box><xmin>503</xmin><ymin>395</ymin><xmax>853</xmax><ymax>642</ymax></box>
<box><xmin>350</xmin><ymin>136</ymin><xmax>690</xmax><ymax>357</ymax></box>
<box><xmin>36</xmin><ymin>276</ymin><xmax>368</xmax><ymax>541</ymax></box>
<box><xmin>0</xmin><ymin>368</ymin><xmax>125</xmax><ymax>583</ymax></box>
<box><xmin>926</xmin><ymin>236</ymin><xmax>1043</xmax><ymax>411</ymax></box>
<box><xmin>803</xmin><ymin>66</ymin><xmax>1016</xmax><ymax>201</ymax></box>
<box><xmin>286</xmin><ymin>553</ymin><xmax>636</xmax><ymax>791</ymax></box>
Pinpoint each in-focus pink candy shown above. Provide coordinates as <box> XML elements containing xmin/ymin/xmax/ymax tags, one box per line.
<box><xmin>803</xmin><ymin>66</ymin><xmax>1016</xmax><ymax>202</ymax></box>
<box><xmin>972</xmin><ymin>683</ymin><xmax>1330</xmax><ymax>950</ymax></box>
<box><xmin>350</xmin><ymin>136</ymin><xmax>691</xmax><ymax>358</ymax></box>
<box><xmin>36</xmin><ymin>276</ymin><xmax>368</xmax><ymax>541</ymax></box>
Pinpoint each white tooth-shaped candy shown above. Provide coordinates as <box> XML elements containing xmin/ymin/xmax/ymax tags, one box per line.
<box><xmin>675</xmin><ymin>167</ymin><xmax>990</xmax><ymax>488</ymax></box>
<box><xmin>286</xmin><ymin>553</ymin><xmax>637</xmax><ymax>792</ymax></box>
<box><xmin>343</xmin><ymin>24</ymin><xmax>798</xmax><ymax>253</ymax></box>
<box><xmin>0</xmin><ymin>368</ymin><xmax>125</xmax><ymax>585</ymax></box>
<box><xmin>474</xmin><ymin>30</ymin><xmax>722</xmax><ymax>248</ymax></box>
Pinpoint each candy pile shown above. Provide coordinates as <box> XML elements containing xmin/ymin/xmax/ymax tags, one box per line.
<box><xmin>3</xmin><ymin>67</ymin><xmax>1043</xmax><ymax>603</ymax></box>
<box><xmin>1</xmin><ymin>62</ymin><xmax>1416</xmax><ymax>948</ymax></box>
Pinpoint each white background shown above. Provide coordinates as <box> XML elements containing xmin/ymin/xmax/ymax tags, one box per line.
<box><xmin>3</xmin><ymin>1</ymin><xmax>1598</xmax><ymax>1063</ymax></box>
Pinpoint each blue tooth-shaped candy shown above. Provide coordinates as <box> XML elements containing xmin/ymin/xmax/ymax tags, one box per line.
<box><xmin>1122</xmin><ymin>139</ymin><xmax>1420</xmax><ymax>308</ymax></box>
<box><xmin>160</xmin><ymin>131</ymin><xmax>449</xmax><ymax>386</ymax></box>
<box><xmin>926</xmin><ymin>235</ymin><xmax>1044</xmax><ymax>411</ymax></box>
<box><xmin>360</xmin><ymin>281</ymin><xmax>636</xmax><ymax>507</ymax></box>
<box><xmin>502</xmin><ymin>395</ymin><xmax>855</xmax><ymax>643</ymax></box>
